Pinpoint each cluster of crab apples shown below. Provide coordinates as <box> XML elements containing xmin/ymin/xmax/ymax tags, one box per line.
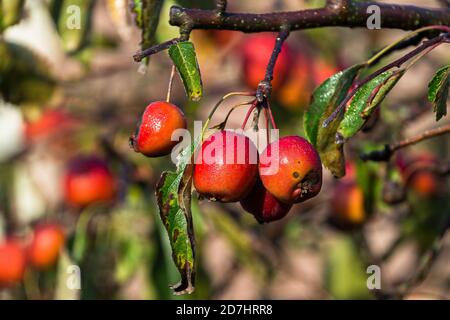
<box><xmin>130</xmin><ymin>101</ymin><xmax>323</xmax><ymax>223</ymax></box>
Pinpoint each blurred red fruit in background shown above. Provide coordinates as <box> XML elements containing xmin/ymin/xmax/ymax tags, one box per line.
<box><xmin>27</xmin><ymin>223</ymin><xmax>65</xmax><ymax>270</ymax></box>
<box><xmin>64</xmin><ymin>156</ymin><xmax>117</xmax><ymax>208</ymax></box>
<box><xmin>330</xmin><ymin>181</ymin><xmax>367</xmax><ymax>227</ymax></box>
<box><xmin>396</xmin><ymin>153</ymin><xmax>441</xmax><ymax>198</ymax></box>
<box><xmin>409</xmin><ymin>171</ymin><xmax>440</xmax><ymax>198</ymax></box>
<box><xmin>240</xmin><ymin>34</ymin><xmax>293</xmax><ymax>90</ymax></box>
<box><xmin>25</xmin><ymin>109</ymin><xmax>77</xmax><ymax>143</ymax></box>
<box><xmin>0</xmin><ymin>239</ymin><xmax>26</xmax><ymax>287</ymax></box>
<box><xmin>276</xmin><ymin>53</ymin><xmax>312</xmax><ymax>110</ymax></box>
<box><xmin>311</xmin><ymin>58</ymin><xmax>339</xmax><ymax>86</ymax></box>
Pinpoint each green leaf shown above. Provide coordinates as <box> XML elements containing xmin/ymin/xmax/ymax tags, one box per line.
<box><xmin>131</xmin><ymin>0</ymin><xmax>165</xmax><ymax>65</ymax></box>
<box><xmin>155</xmin><ymin>135</ymin><xmax>201</xmax><ymax>295</ymax></box>
<box><xmin>304</xmin><ymin>64</ymin><xmax>364</xmax><ymax>177</ymax></box>
<box><xmin>0</xmin><ymin>41</ymin><xmax>55</xmax><ymax>105</ymax></box>
<box><xmin>169</xmin><ymin>41</ymin><xmax>203</xmax><ymax>102</ymax></box>
<box><xmin>427</xmin><ymin>64</ymin><xmax>449</xmax><ymax>121</ymax></box>
<box><xmin>324</xmin><ymin>235</ymin><xmax>373</xmax><ymax>299</ymax></box>
<box><xmin>338</xmin><ymin>69</ymin><xmax>405</xmax><ymax>140</ymax></box>
<box><xmin>0</xmin><ymin>0</ymin><xmax>25</xmax><ymax>33</ymax></box>
<box><xmin>50</xmin><ymin>0</ymin><xmax>95</xmax><ymax>54</ymax></box>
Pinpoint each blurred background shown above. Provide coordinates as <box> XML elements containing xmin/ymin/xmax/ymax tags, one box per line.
<box><xmin>0</xmin><ymin>0</ymin><xmax>449</xmax><ymax>300</ymax></box>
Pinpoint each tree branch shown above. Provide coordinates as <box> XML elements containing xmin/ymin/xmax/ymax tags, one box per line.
<box><xmin>361</xmin><ymin>123</ymin><xmax>450</xmax><ymax>162</ymax></box>
<box><xmin>169</xmin><ymin>2</ymin><xmax>450</xmax><ymax>32</ymax></box>
<box><xmin>134</xmin><ymin>1</ymin><xmax>450</xmax><ymax>62</ymax></box>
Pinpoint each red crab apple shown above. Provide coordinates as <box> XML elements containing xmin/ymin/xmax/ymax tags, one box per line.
<box><xmin>259</xmin><ymin>136</ymin><xmax>322</xmax><ymax>204</ymax></box>
<box><xmin>193</xmin><ymin>131</ymin><xmax>258</xmax><ymax>202</ymax></box>
<box><xmin>240</xmin><ymin>179</ymin><xmax>292</xmax><ymax>223</ymax></box>
<box><xmin>409</xmin><ymin>171</ymin><xmax>439</xmax><ymax>197</ymax></box>
<box><xmin>330</xmin><ymin>181</ymin><xmax>366</xmax><ymax>227</ymax></box>
<box><xmin>0</xmin><ymin>239</ymin><xmax>26</xmax><ymax>287</ymax></box>
<box><xmin>397</xmin><ymin>153</ymin><xmax>441</xmax><ymax>198</ymax></box>
<box><xmin>27</xmin><ymin>223</ymin><xmax>65</xmax><ymax>270</ymax></box>
<box><xmin>64</xmin><ymin>156</ymin><xmax>117</xmax><ymax>208</ymax></box>
<box><xmin>130</xmin><ymin>101</ymin><xmax>187</xmax><ymax>157</ymax></box>
<box><xmin>241</xmin><ymin>34</ymin><xmax>292</xmax><ymax>90</ymax></box>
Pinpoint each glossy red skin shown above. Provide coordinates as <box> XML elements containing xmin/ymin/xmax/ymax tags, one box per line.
<box><xmin>193</xmin><ymin>131</ymin><xmax>258</xmax><ymax>202</ymax></box>
<box><xmin>240</xmin><ymin>180</ymin><xmax>292</xmax><ymax>223</ymax></box>
<box><xmin>0</xmin><ymin>240</ymin><xmax>26</xmax><ymax>287</ymax></box>
<box><xmin>259</xmin><ymin>136</ymin><xmax>322</xmax><ymax>204</ymax></box>
<box><xmin>27</xmin><ymin>223</ymin><xmax>65</xmax><ymax>270</ymax></box>
<box><xmin>64</xmin><ymin>156</ymin><xmax>116</xmax><ymax>208</ymax></box>
<box><xmin>130</xmin><ymin>101</ymin><xmax>187</xmax><ymax>157</ymax></box>
<box><xmin>241</xmin><ymin>34</ymin><xmax>292</xmax><ymax>90</ymax></box>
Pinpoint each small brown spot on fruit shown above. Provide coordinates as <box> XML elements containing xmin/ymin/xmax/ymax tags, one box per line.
<box><xmin>293</xmin><ymin>171</ymin><xmax>300</xmax><ymax>179</ymax></box>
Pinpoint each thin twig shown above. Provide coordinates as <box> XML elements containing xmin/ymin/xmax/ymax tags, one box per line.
<box><xmin>361</xmin><ymin>124</ymin><xmax>450</xmax><ymax>162</ymax></box>
<box><xmin>241</xmin><ymin>100</ymin><xmax>258</xmax><ymax>130</ymax></box>
<box><xmin>133</xmin><ymin>37</ymin><xmax>181</xmax><ymax>62</ymax></box>
<box><xmin>391</xmin><ymin>123</ymin><xmax>450</xmax><ymax>151</ymax></box>
<box><xmin>256</xmin><ymin>26</ymin><xmax>290</xmax><ymax>102</ymax></box>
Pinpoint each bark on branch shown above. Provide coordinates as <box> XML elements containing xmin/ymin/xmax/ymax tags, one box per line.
<box><xmin>169</xmin><ymin>2</ymin><xmax>450</xmax><ymax>33</ymax></box>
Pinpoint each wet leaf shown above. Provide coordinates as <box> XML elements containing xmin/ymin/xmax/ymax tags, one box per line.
<box><xmin>155</xmin><ymin>135</ymin><xmax>201</xmax><ymax>295</ymax></box>
<box><xmin>169</xmin><ymin>41</ymin><xmax>203</xmax><ymax>101</ymax></box>
<box><xmin>324</xmin><ymin>235</ymin><xmax>373</xmax><ymax>299</ymax></box>
<box><xmin>304</xmin><ymin>64</ymin><xmax>364</xmax><ymax>177</ymax></box>
<box><xmin>338</xmin><ymin>69</ymin><xmax>405</xmax><ymax>140</ymax></box>
<box><xmin>427</xmin><ymin>64</ymin><xmax>449</xmax><ymax>121</ymax></box>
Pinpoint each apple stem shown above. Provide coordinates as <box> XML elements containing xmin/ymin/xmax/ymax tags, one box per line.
<box><xmin>241</xmin><ymin>100</ymin><xmax>258</xmax><ymax>130</ymax></box>
<box><xmin>263</xmin><ymin>107</ymin><xmax>270</xmax><ymax>145</ymax></box>
<box><xmin>265</xmin><ymin>100</ymin><xmax>278</xmax><ymax>130</ymax></box>
<box><xmin>166</xmin><ymin>65</ymin><xmax>176</xmax><ymax>103</ymax></box>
